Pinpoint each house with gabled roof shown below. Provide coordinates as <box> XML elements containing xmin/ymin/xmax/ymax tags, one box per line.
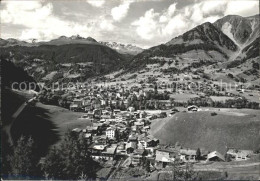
<box><xmin>207</xmin><ymin>151</ymin><xmax>225</xmax><ymax>162</ymax></box>
<box><xmin>179</xmin><ymin>149</ymin><xmax>197</xmax><ymax>162</ymax></box>
<box><xmin>155</xmin><ymin>148</ymin><xmax>178</xmax><ymax>168</ymax></box>
<box><xmin>227</xmin><ymin>148</ymin><xmax>254</xmax><ymax>161</ymax></box>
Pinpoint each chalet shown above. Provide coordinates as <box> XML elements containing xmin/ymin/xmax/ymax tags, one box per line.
<box><xmin>128</xmin><ymin>107</ymin><xmax>135</xmax><ymax>112</ymax></box>
<box><xmin>102</xmin><ymin>110</ymin><xmax>111</xmax><ymax>116</ymax></box>
<box><xmin>79</xmin><ymin>115</ymin><xmax>89</xmax><ymax>119</ymax></box>
<box><xmin>169</xmin><ymin>111</ymin><xmax>176</xmax><ymax>116</ymax></box>
<box><xmin>72</xmin><ymin>128</ymin><xmax>81</xmax><ymax>134</ymax></box>
<box><xmin>138</xmin><ymin>134</ymin><xmax>159</xmax><ymax>148</ymax></box>
<box><xmin>84</xmin><ymin>133</ymin><xmax>92</xmax><ymax>144</ymax></box>
<box><xmin>86</xmin><ymin>126</ymin><xmax>99</xmax><ymax>134</ymax></box>
<box><xmin>116</xmin><ymin>142</ymin><xmax>126</xmax><ymax>154</ymax></box>
<box><xmin>146</xmin><ymin>135</ymin><xmax>159</xmax><ymax>147</ymax></box>
<box><xmin>158</xmin><ymin>100</ymin><xmax>172</xmax><ymax>109</ymax></box>
<box><xmin>88</xmin><ymin>143</ymin><xmax>107</xmax><ymax>156</ymax></box>
<box><xmin>187</xmin><ymin>105</ymin><xmax>198</xmax><ymax>112</ymax></box>
<box><xmin>126</xmin><ymin>142</ymin><xmax>137</xmax><ymax>153</ymax></box>
<box><xmin>179</xmin><ymin>149</ymin><xmax>197</xmax><ymax>162</ymax></box>
<box><xmin>131</xmin><ymin>153</ymin><xmax>142</xmax><ymax>166</ymax></box>
<box><xmin>82</xmin><ymin>99</ymin><xmax>91</xmax><ymax>106</ymax></box>
<box><xmin>70</xmin><ymin>104</ymin><xmax>79</xmax><ymax>111</ymax></box>
<box><xmin>155</xmin><ymin>148</ymin><xmax>177</xmax><ymax>168</ymax></box>
<box><xmin>93</xmin><ymin>135</ymin><xmax>108</xmax><ymax>145</ymax></box>
<box><xmin>142</xmin><ymin>126</ymin><xmax>150</xmax><ymax>133</ymax></box>
<box><xmin>84</xmin><ymin>133</ymin><xmax>92</xmax><ymax>138</ymax></box>
<box><xmin>72</xmin><ymin>98</ymin><xmax>83</xmax><ymax>107</ymax></box>
<box><xmin>91</xmin><ymin>145</ymin><xmax>117</xmax><ymax>161</ymax></box>
<box><xmin>87</xmin><ymin>112</ymin><xmax>94</xmax><ymax>119</ymax></box>
<box><xmin>134</xmin><ymin>121</ymin><xmax>144</xmax><ymax>129</ymax></box>
<box><xmin>139</xmin><ymin>111</ymin><xmax>147</xmax><ymax>118</ymax></box>
<box><xmin>113</xmin><ymin>109</ymin><xmax>121</xmax><ymax>115</ymax></box>
<box><xmin>128</xmin><ymin>135</ymin><xmax>138</xmax><ymax>143</ymax></box>
<box><xmin>93</xmin><ymin>99</ymin><xmax>101</xmax><ymax>109</ymax></box>
<box><xmin>227</xmin><ymin>149</ymin><xmax>253</xmax><ymax>161</ymax></box>
<box><xmin>131</xmin><ymin>126</ymin><xmax>137</xmax><ymax>132</ymax></box>
<box><xmin>207</xmin><ymin>151</ymin><xmax>225</xmax><ymax>162</ymax></box>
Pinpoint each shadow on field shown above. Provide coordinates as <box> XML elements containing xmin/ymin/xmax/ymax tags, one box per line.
<box><xmin>11</xmin><ymin>105</ymin><xmax>60</xmax><ymax>156</ymax></box>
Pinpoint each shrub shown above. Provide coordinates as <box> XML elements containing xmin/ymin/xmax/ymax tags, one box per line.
<box><xmin>211</xmin><ymin>112</ymin><xmax>217</xmax><ymax>116</ymax></box>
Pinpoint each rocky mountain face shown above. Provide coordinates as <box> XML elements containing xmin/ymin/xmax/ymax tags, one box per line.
<box><xmin>166</xmin><ymin>22</ymin><xmax>238</xmax><ymax>53</ymax></box>
<box><xmin>99</xmin><ymin>41</ymin><xmax>143</xmax><ymax>55</ymax></box>
<box><xmin>214</xmin><ymin>15</ymin><xmax>259</xmax><ymax>47</ymax></box>
<box><xmin>214</xmin><ymin>14</ymin><xmax>259</xmax><ymax>62</ymax></box>
<box><xmin>124</xmin><ymin>14</ymin><xmax>259</xmax><ymax>84</ymax></box>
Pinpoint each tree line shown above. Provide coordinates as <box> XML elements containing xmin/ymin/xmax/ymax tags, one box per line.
<box><xmin>2</xmin><ymin>131</ymin><xmax>99</xmax><ymax>180</ymax></box>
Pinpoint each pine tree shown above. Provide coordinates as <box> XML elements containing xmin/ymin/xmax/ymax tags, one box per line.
<box><xmin>8</xmin><ymin>136</ymin><xmax>39</xmax><ymax>179</ymax></box>
<box><xmin>42</xmin><ymin>146</ymin><xmax>64</xmax><ymax>179</ymax></box>
<box><xmin>170</xmin><ymin>160</ymin><xmax>197</xmax><ymax>181</ymax></box>
<box><xmin>145</xmin><ymin>160</ymin><xmax>151</xmax><ymax>173</ymax></box>
<box><xmin>43</xmin><ymin>131</ymin><xmax>98</xmax><ymax>180</ymax></box>
<box><xmin>196</xmin><ymin>148</ymin><xmax>201</xmax><ymax>160</ymax></box>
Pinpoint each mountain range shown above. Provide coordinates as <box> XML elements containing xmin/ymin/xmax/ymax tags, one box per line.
<box><xmin>0</xmin><ymin>14</ymin><xmax>259</xmax><ymax>84</ymax></box>
<box><xmin>0</xmin><ymin>35</ymin><xmax>143</xmax><ymax>55</ymax></box>
<box><xmin>99</xmin><ymin>41</ymin><xmax>143</xmax><ymax>55</ymax></box>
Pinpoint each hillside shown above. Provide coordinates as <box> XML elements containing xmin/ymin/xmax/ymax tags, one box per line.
<box><xmin>128</xmin><ymin>22</ymin><xmax>238</xmax><ymax>70</ymax></box>
<box><xmin>0</xmin><ymin>43</ymin><xmax>127</xmax><ymax>83</ymax></box>
<box><xmin>150</xmin><ymin>109</ymin><xmax>260</xmax><ymax>154</ymax></box>
<box><xmin>118</xmin><ymin>14</ymin><xmax>259</xmax><ymax>86</ymax></box>
<box><xmin>241</xmin><ymin>37</ymin><xmax>259</xmax><ymax>60</ymax></box>
<box><xmin>1</xmin><ymin>58</ymin><xmax>39</xmax><ymax>126</ymax></box>
<box><xmin>1</xmin><ymin>57</ymin><xmax>90</xmax><ymax>156</ymax></box>
<box><xmin>11</xmin><ymin>102</ymin><xmax>92</xmax><ymax>155</ymax></box>
<box><xmin>166</xmin><ymin>22</ymin><xmax>238</xmax><ymax>53</ymax></box>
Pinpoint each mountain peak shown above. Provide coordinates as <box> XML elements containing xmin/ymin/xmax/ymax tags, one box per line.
<box><xmin>99</xmin><ymin>41</ymin><xmax>143</xmax><ymax>55</ymax></box>
<box><xmin>70</xmin><ymin>34</ymin><xmax>84</xmax><ymax>40</ymax></box>
<box><xmin>86</xmin><ymin>36</ymin><xmax>97</xmax><ymax>42</ymax></box>
<box><xmin>53</xmin><ymin>35</ymin><xmax>97</xmax><ymax>43</ymax></box>
<box><xmin>58</xmin><ymin>35</ymin><xmax>68</xmax><ymax>40</ymax></box>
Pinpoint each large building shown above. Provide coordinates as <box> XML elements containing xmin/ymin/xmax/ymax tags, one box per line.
<box><xmin>106</xmin><ymin>127</ymin><xmax>116</xmax><ymax>139</ymax></box>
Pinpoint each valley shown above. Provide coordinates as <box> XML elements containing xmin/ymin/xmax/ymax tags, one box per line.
<box><xmin>1</xmin><ymin>13</ymin><xmax>259</xmax><ymax>180</ymax></box>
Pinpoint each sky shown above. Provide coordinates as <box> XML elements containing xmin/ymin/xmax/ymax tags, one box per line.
<box><xmin>0</xmin><ymin>0</ymin><xmax>259</xmax><ymax>48</ymax></box>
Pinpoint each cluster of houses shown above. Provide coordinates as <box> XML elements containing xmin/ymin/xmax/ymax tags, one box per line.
<box><xmin>66</xmin><ymin>83</ymin><xmax>175</xmax><ymax>113</ymax></box>
<box><xmin>71</xmin><ymin>106</ymin><xmax>256</xmax><ymax>169</ymax></box>
<box><xmin>60</xmin><ymin>81</ymin><xmax>257</xmax><ymax>170</ymax></box>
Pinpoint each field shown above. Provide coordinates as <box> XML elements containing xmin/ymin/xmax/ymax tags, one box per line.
<box><xmin>11</xmin><ymin>102</ymin><xmax>92</xmax><ymax>155</ymax></box>
<box><xmin>150</xmin><ymin>108</ymin><xmax>260</xmax><ymax>154</ymax></box>
<box><xmin>148</xmin><ymin>161</ymin><xmax>260</xmax><ymax>180</ymax></box>
<box><xmin>170</xmin><ymin>93</ymin><xmax>199</xmax><ymax>102</ymax></box>
<box><xmin>210</xmin><ymin>96</ymin><xmax>234</xmax><ymax>102</ymax></box>
<box><xmin>34</xmin><ymin>103</ymin><xmax>92</xmax><ymax>134</ymax></box>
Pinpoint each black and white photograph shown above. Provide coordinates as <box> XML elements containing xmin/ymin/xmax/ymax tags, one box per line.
<box><xmin>0</xmin><ymin>0</ymin><xmax>260</xmax><ymax>180</ymax></box>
